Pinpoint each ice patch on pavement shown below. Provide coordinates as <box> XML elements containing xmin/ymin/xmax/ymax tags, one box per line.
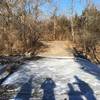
<box><xmin>1</xmin><ymin>57</ymin><xmax>100</xmax><ymax>99</ymax></box>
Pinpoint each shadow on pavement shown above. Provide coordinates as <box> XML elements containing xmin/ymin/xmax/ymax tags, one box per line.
<box><xmin>67</xmin><ymin>76</ymin><xmax>96</xmax><ymax>100</ymax></box>
<box><xmin>67</xmin><ymin>83</ymin><xmax>83</xmax><ymax>100</ymax></box>
<box><xmin>75</xmin><ymin>58</ymin><xmax>100</xmax><ymax>80</ymax></box>
<box><xmin>74</xmin><ymin>76</ymin><xmax>96</xmax><ymax>100</ymax></box>
<box><xmin>41</xmin><ymin>78</ymin><xmax>56</xmax><ymax>100</ymax></box>
<box><xmin>73</xmin><ymin>47</ymin><xmax>100</xmax><ymax>80</ymax></box>
<box><xmin>15</xmin><ymin>76</ymin><xmax>33</xmax><ymax>100</ymax></box>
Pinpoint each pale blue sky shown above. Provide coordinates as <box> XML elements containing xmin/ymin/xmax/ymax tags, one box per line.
<box><xmin>59</xmin><ymin>0</ymin><xmax>100</xmax><ymax>16</ymax></box>
<box><xmin>26</xmin><ymin>0</ymin><xmax>100</xmax><ymax>17</ymax></box>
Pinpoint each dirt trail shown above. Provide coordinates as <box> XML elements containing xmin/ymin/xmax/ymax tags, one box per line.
<box><xmin>39</xmin><ymin>41</ymin><xmax>73</xmax><ymax>57</ymax></box>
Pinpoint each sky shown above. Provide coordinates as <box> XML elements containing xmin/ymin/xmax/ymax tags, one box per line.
<box><xmin>58</xmin><ymin>0</ymin><xmax>100</xmax><ymax>16</ymax></box>
<box><xmin>25</xmin><ymin>0</ymin><xmax>100</xmax><ymax>19</ymax></box>
<box><xmin>40</xmin><ymin>0</ymin><xmax>100</xmax><ymax>18</ymax></box>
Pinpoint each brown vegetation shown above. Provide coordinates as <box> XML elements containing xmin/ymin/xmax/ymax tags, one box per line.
<box><xmin>0</xmin><ymin>0</ymin><xmax>100</xmax><ymax>63</ymax></box>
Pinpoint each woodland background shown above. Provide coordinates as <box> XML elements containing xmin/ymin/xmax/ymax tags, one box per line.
<box><xmin>0</xmin><ymin>0</ymin><xmax>100</xmax><ymax>63</ymax></box>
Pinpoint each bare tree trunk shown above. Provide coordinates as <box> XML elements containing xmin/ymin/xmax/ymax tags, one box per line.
<box><xmin>54</xmin><ymin>16</ymin><xmax>56</xmax><ymax>40</ymax></box>
<box><xmin>71</xmin><ymin>0</ymin><xmax>75</xmax><ymax>42</ymax></box>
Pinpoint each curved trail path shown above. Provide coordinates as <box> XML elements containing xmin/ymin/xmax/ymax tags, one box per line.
<box><xmin>39</xmin><ymin>41</ymin><xmax>73</xmax><ymax>57</ymax></box>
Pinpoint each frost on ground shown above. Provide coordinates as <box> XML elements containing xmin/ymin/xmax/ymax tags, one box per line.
<box><xmin>1</xmin><ymin>57</ymin><xmax>100</xmax><ymax>100</ymax></box>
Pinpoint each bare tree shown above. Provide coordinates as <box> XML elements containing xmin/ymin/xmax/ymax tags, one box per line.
<box><xmin>70</xmin><ymin>0</ymin><xmax>75</xmax><ymax>42</ymax></box>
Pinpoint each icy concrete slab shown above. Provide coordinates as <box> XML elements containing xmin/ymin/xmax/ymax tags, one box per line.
<box><xmin>1</xmin><ymin>57</ymin><xmax>100</xmax><ymax>100</ymax></box>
